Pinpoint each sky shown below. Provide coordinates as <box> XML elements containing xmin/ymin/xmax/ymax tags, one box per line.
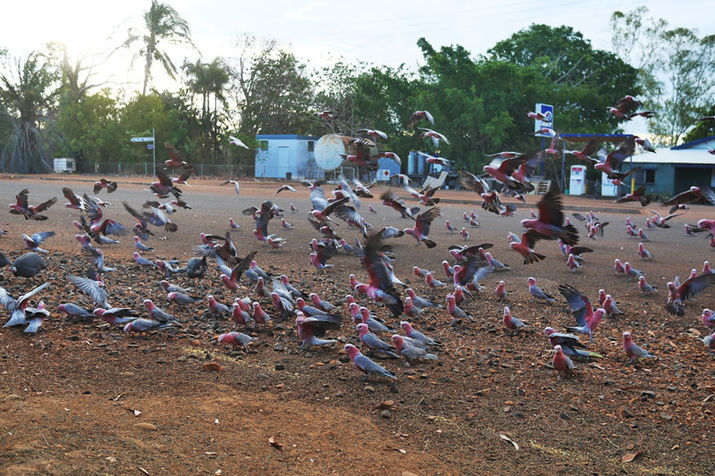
<box><xmin>1</xmin><ymin>0</ymin><xmax>712</xmax><ymax>136</ymax></box>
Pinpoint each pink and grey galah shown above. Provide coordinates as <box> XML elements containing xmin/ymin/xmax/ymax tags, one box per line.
<box><xmin>405</xmin><ymin>288</ymin><xmax>438</xmax><ymax>309</ymax></box>
<box><xmin>495</xmin><ymin>281</ymin><xmax>508</xmax><ymax>301</ymax></box>
<box><xmin>446</xmin><ymin>293</ymin><xmax>472</xmax><ymax>326</ymax></box>
<box><xmin>22</xmin><ymin>301</ymin><xmax>49</xmax><ymax>333</ymax></box>
<box><xmin>638</xmin><ymin>242</ymin><xmax>653</xmax><ymax>260</ymax></box>
<box><xmin>552</xmin><ymin>345</ymin><xmax>574</xmax><ymax>380</ymax></box>
<box><xmin>93</xmin><ymin>307</ymin><xmax>138</xmax><ymax>325</ymax></box>
<box><xmin>296</xmin><ymin>312</ymin><xmax>340</xmax><ymax>349</ymax></box>
<box><xmin>426</xmin><ymin>273</ymin><xmax>446</xmax><ymax>288</ymax></box>
<box><xmin>231</xmin><ymin>302</ymin><xmax>252</xmax><ymax>327</ymax></box>
<box><xmin>251</xmin><ymin>302</ymin><xmax>271</xmax><ymax>325</ymax></box>
<box><xmin>624</xmin><ymin>262</ymin><xmax>644</xmax><ymax>280</ymax></box>
<box><xmin>484</xmin><ymin>252</ymin><xmax>510</xmax><ymax>271</ymax></box>
<box><xmin>207</xmin><ymin>295</ymin><xmax>230</xmax><ymax>315</ymax></box>
<box><xmin>622</xmin><ymin>331</ymin><xmax>655</xmax><ymax>364</ymax></box>
<box><xmin>566</xmin><ymin>253</ymin><xmax>581</xmax><ymax>273</ymax></box>
<box><xmin>543</xmin><ymin>328</ymin><xmax>601</xmax><ymax>358</ymax></box>
<box><xmin>603</xmin><ymin>295</ymin><xmax>622</xmax><ymax>316</ymax></box>
<box><xmin>502</xmin><ymin>306</ymin><xmax>526</xmax><ymax>331</ymax></box>
<box><xmin>399</xmin><ymin>321</ymin><xmax>441</xmax><ymax>348</ymax></box>
<box><xmin>167</xmin><ymin>292</ymin><xmax>197</xmax><ymax>306</ymax></box>
<box><xmin>528</xmin><ymin>277</ymin><xmax>555</xmax><ymax>303</ymax></box>
<box><xmin>357</xmin><ymin>323</ymin><xmax>399</xmax><ymax>358</ymax></box>
<box><xmin>57</xmin><ymin>302</ymin><xmax>93</xmax><ymax>320</ymax></box>
<box><xmin>637</xmin><ymin>228</ymin><xmax>650</xmax><ymax>242</ymax></box>
<box><xmin>143</xmin><ymin>299</ymin><xmax>176</xmax><ymax>323</ymax></box>
<box><xmin>403</xmin><ymin>297</ymin><xmax>422</xmax><ymax>318</ymax></box>
<box><xmin>218</xmin><ymin>332</ymin><xmax>255</xmax><ymax>352</ymax></box>
<box><xmin>310</xmin><ymin>293</ymin><xmax>337</xmax><ymax>313</ymax></box>
<box><xmin>123</xmin><ymin>318</ymin><xmax>173</xmax><ymax>333</ymax></box>
<box><xmin>614</xmin><ymin>258</ymin><xmax>625</xmax><ymax>275</ymax></box>
<box><xmin>359</xmin><ymin>306</ymin><xmax>394</xmax><ymax>333</ymax></box>
<box><xmin>702</xmin><ymin>309</ymin><xmax>714</xmax><ymax>330</ymax></box>
<box><xmin>638</xmin><ymin>276</ymin><xmax>658</xmax><ymax>295</ymax></box>
<box><xmin>344</xmin><ymin>344</ymin><xmax>396</xmax><ymax>380</ymax></box>
<box><xmin>391</xmin><ymin>335</ymin><xmax>438</xmax><ymax>362</ymax></box>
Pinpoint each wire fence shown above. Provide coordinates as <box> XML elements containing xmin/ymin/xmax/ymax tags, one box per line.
<box><xmin>83</xmin><ymin>161</ymin><xmax>375</xmax><ymax>182</ymax></box>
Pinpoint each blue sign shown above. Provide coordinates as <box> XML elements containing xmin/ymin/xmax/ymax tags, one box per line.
<box><xmin>534</xmin><ymin>103</ymin><xmax>554</xmax><ymax>137</ymax></box>
<box><xmin>147</xmin><ymin>144</ymin><xmax>154</xmax><ymax>150</ymax></box>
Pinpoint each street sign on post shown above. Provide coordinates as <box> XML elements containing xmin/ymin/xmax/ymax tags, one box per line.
<box><xmin>533</xmin><ymin>103</ymin><xmax>554</xmax><ymax>137</ymax></box>
<box><xmin>130</xmin><ymin>130</ymin><xmax>156</xmax><ymax>174</ymax></box>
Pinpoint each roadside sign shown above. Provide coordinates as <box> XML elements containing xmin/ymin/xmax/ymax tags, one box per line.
<box><xmin>147</xmin><ymin>144</ymin><xmax>154</xmax><ymax>150</ymax></box>
<box><xmin>534</xmin><ymin>103</ymin><xmax>554</xmax><ymax>137</ymax></box>
<box><xmin>131</xmin><ymin>137</ymin><xmax>154</xmax><ymax>143</ymax></box>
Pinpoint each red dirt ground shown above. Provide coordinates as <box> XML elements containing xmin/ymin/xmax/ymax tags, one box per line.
<box><xmin>0</xmin><ymin>176</ymin><xmax>713</xmax><ymax>475</ymax></box>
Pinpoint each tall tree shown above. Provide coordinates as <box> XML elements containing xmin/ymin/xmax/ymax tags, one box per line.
<box><xmin>122</xmin><ymin>0</ymin><xmax>194</xmax><ymax>95</ymax></box>
<box><xmin>611</xmin><ymin>7</ymin><xmax>715</xmax><ymax>145</ymax></box>
<box><xmin>227</xmin><ymin>37</ymin><xmax>314</xmax><ymax>138</ymax></box>
<box><xmin>183</xmin><ymin>58</ymin><xmax>229</xmax><ymax>158</ymax></box>
<box><xmin>0</xmin><ymin>52</ymin><xmax>61</xmax><ymax>173</ymax></box>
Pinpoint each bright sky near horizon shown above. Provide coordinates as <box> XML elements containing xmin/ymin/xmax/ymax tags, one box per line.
<box><xmin>4</xmin><ymin>0</ymin><xmax>712</xmax><ymax>77</ymax></box>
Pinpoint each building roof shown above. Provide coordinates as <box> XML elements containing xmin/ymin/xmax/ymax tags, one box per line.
<box><xmin>671</xmin><ymin>134</ymin><xmax>715</xmax><ymax>150</ymax></box>
<box><xmin>627</xmin><ymin>148</ymin><xmax>715</xmax><ymax>165</ymax></box>
<box><xmin>256</xmin><ymin>134</ymin><xmax>319</xmax><ymax>141</ymax></box>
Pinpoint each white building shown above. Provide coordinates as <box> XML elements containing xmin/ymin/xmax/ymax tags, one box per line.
<box><xmin>254</xmin><ymin>134</ymin><xmax>321</xmax><ymax>179</ymax></box>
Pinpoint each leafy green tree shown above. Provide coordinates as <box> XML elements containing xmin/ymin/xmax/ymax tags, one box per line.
<box><xmin>54</xmin><ymin>91</ymin><xmax>122</xmax><ymax>171</ymax></box>
<box><xmin>225</xmin><ymin>36</ymin><xmax>314</xmax><ymax>170</ymax></box>
<box><xmin>611</xmin><ymin>7</ymin><xmax>715</xmax><ymax>145</ymax></box>
<box><xmin>682</xmin><ymin>105</ymin><xmax>715</xmax><ymax>143</ymax></box>
<box><xmin>119</xmin><ymin>93</ymin><xmax>170</xmax><ymax>163</ymax></box>
<box><xmin>121</xmin><ymin>0</ymin><xmax>195</xmax><ymax>95</ymax></box>
<box><xmin>0</xmin><ymin>52</ymin><xmax>61</xmax><ymax>173</ymax></box>
<box><xmin>489</xmin><ymin>24</ymin><xmax>640</xmax><ymax>134</ymax></box>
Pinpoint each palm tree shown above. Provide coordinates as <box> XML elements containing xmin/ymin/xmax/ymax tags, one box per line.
<box><xmin>123</xmin><ymin>0</ymin><xmax>194</xmax><ymax>95</ymax></box>
<box><xmin>0</xmin><ymin>52</ymin><xmax>60</xmax><ymax>173</ymax></box>
<box><xmin>184</xmin><ymin>58</ymin><xmax>229</xmax><ymax>157</ymax></box>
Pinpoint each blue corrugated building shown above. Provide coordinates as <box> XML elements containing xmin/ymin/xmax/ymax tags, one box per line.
<box><xmin>622</xmin><ymin>135</ymin><xmax>715</xmax><ymax>196</ymax></box>
<box><xmin>254</xmin><ymin>134</ymin><xmax>321</xmax><ymax>179</ymax></box>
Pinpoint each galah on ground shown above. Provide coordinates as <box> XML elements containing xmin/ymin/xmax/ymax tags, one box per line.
<box><xmin>502</xmin><ymin>306</ymin><xmax>526</xmax><ymax>331</ymax></box>
<box><xmin>495</xmin><ymin>281</ymin><xmax>508</xmax><ymax>301</ymax></box>
<box><xmin>344</xmin><ymin>344</ymin><xmax>396</xmax><ymax>380</ymax></box>
<box><xmin>446</xmin><ymin>293</ymin><xmax>472</xmax><ymax>326</ymax></box>
<box><xmin>58</xmin><ymin>303</ymin><xmax>94</xmax><ymax>320</ymax></box>
<box><xmin>218</xmin><ymin>332</ymin><xmax>255</xmax><ymax>352</ymax></box>
<box><xmin>622</xmin><ymin>331</ymin><xmax>655</xmax><ymax>365</ymax></box>
<box><xmin>94</xmin><ymin>307</ymin><xmax>138</xmax><ymax>325</ymax></box>
<box><xmin>207</xmin><ymin>295</ymin><xmax>230</xmax><ymax>316</ymax></box>
<box><xmin>528</xmin><ymin>277</ymin><xmax>555</xmax><ymax>303</ymax></box>
<box><xmin>603</xmin><ymin>295</ymin><xmax>623</xmax><ymax>316</ymax></box>
<box><xmin>638</xmin><ymin>276</ymin><xmax>658</xmax><ymax>295</ymax></box>
<box><xmin>123</xmin><ymin>318</ymin><xmax>174</xmax><ymax>333</ymax></box>
<box><xmin>552</xmin><ymin>345</ymin><xmax>574</xmax><ymax>380</ymax></box>
<box><xmin>357</xmin><ymin>323</ymin><xmax>399</xmax><ymax>358</ymax></box>
<box><xmin>391</xmin><ymin>335</ymin><xmax>438</xmax><ymax>363</ymax></box>
<box><xmin>143</xmin><ymin>299</ymin><xmax>176</xmax><ymax>323</ymax></box>
<box><xmin>296</xmin><ymin>312</ymin><xmax>340</xmax><ymax>349</ymax></box>
<box><xmin>544</xmin><ymin>327</ymin><xmax>601</xmax><ymax>358</ymax></box>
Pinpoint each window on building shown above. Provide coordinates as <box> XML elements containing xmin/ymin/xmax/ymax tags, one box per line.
<box><xmin>307</xmin><ymin>141</ymin><xmax>314</xmax><ymax>152</ymax></box>
<box><xmin>643</xmin><ymin>169</ymin><xmax>656</xmax><ymax>184</ymax></box>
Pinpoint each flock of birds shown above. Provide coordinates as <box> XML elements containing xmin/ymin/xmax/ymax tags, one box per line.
<box><xmin>1</xmin><ymin>101</ymin><xmax>714</xmax><ymax>382</ymax></box>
